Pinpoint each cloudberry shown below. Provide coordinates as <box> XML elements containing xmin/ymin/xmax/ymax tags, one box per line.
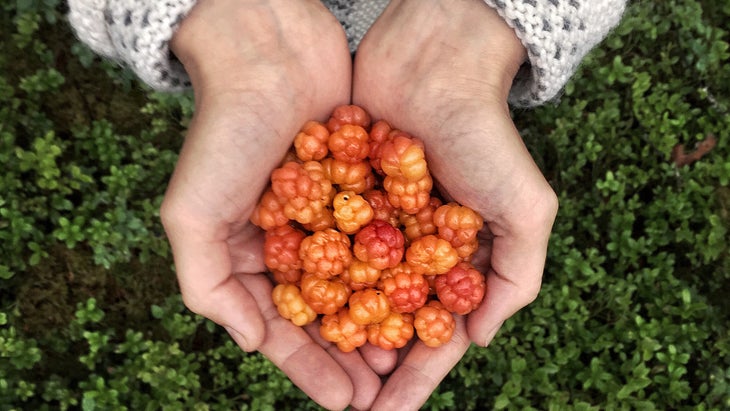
<box><xmin>264</xmin><ymin>224</ymin><xmax>305</xmax><ymax>274</ymax></box>
<box><xmin>405</xmin><ymin>235</ymin><xmax>459</xmax><ymax>275</ymax></box>
<box><xmin>271</xmin><ymin>161</ymin><xmax>332</xmax><ymax>224</ymax></box>
<box><xmin>353</xmin><ymin>220</ymin><xmax>405</xmax><ymax>270</ymax></box>
<box><xmin>272</xmin><ymin>268</ymin><xmax>302</xmax><ymax>285</ymax></box>
<box><xmin>250</xmin><ymin>189</ymin><xmax>289</xmax><ymax>230</ymax></box>
<box><xmin>380</xmin><ymin>271</ymin><xmax>429</xmax><ymax>313</ymax></box>
<box><xmin>301</xmin><ymin>207</ymin><xmax>335</xmax><ymax>232</ymax></box>
<box><xmin>294</xmin><ymin>120</ymin><xmax>329</xmax><ymax>161</ymax></box>
<box><xmin>348</xmin><ymin>289</ymin><xmax>391</xmax><ymax>325</ymax></box>
<box><xmin>300</xmin><ymin>273</ymin><xmax>351</xmax><ymax>315</ymax></box>
<box><xmin>320</xmin><ymin>308</ymin><xmax>368</xmax><ymax>353</ymax></box>
<box><xmin>271</xmin><ymin>284</ymin><xmax>317</xmax><ymax>326</ymax></box>
<box><xmin>368</xmin><ymin>120</ymin><xmax>393</xmax><ymax>175</ymax></box>
<box><xmin>435</xmin><ymin>262</ymin><xmax>486</xmax><ymax>315</ymax></box>
<box><xmin>414</xmin><ymin>301</ymin><xmax>455</xmax><ymax>348</ymax></box>
<box><xmin>332</xmin><ymin>191</ymin><xmax>374</xmax><ymax>234</ymax></box>
<box><xmin>321</xmin><ymin>158</ymin><xmax>374</xmax><ymax>194</ymax></box>
<box><xmin>327</xmin><ymin>104</ymin><xmax>371</xmax><ymax>133</ymax></box>
<box><xmin>363</xmin><ymin>189</ymin><xmax>400</xmax><ymax>227</ymax></box>
<box><xmin>340</xmin><ymin>260</ymin><xmax>381</xmax><ymax>291</ymax></box>
<box><xmin>380</xmin><ymin>134</ymin><xmax>428</xmax><ymax>182</ymax></box>
<box><xmin>299</xmin><ymin>229</ymin><xmax>352</xmax><ymax>279</ymax></box>
<box><xmin>400</xmin><ymin>196</ymin><xmax>442</xmax><ymax>241</ymax></box>
<box><xmin>383</xmin><ymin>174</ymin><xmax>433</xmax><ymax>214</ymax></box>
<box><xmin>433</xmin><ymin>203</ymin><xmax>484</xmax><ymax>248</ymax></box>
<box><xmin>367</xmin><ymin>311</ymin><xmax>414</xmax><ymax>350</ymax></box>
<box><xmin>328</xmin><ymin>124</ymin><xmax>370</xmax><ymax>163</ymax></box>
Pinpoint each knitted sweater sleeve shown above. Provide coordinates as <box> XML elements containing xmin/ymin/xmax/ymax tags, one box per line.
<box><xmin>482</xmin><ymin>0</ymin><xmax>627</xmax><ymax>107</ymax></box>
<box><xmin>67</xmin><ymin>0</ymin><xmax>197</xmax><ymax>91</ymax></box>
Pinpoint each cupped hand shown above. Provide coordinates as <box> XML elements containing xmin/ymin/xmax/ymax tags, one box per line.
<box><xmin>161</xmin><ymin>1</ymin><xmax>380</xmax><ymax>409</ymax></box>
<box><xmin>353</xmin><ymin>0</ymin><xmax>559</xmax><ymax>409</ymax></box>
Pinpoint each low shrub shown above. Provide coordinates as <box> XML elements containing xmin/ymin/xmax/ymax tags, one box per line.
<box><xmin>1</xmin><ymin>1</ymin><xmax>728</xmax><ymax>410</ymax></box>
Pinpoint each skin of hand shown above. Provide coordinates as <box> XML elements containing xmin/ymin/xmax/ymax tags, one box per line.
<box><xmin>162</xmin><ymin>1</ymin><xmax>381</xmax><ymax>409</ymax></box>
<box><xmin>352</xmin><ymin>0</ymin><xmax>559</xmax><ymax>409</ymax></box>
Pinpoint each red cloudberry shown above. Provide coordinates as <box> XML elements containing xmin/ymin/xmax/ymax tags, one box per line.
<box><xmin>363</xmin><ymin>189</ymin><xmax>400</xmax><ymax>228</ymax></box>
<box><xmin>320</xmin><ymin>308</ymin><xmax>368</xmax><ymax>353</ymax></box>
<box><xmin>264</xmin><ymin>224</ymin><xmax>305</xmax><ymax>274</ymax></box>
<box><xmin>272</xmin><ymin>268</ymin><xmax>302</xmax><ymax>285</ymax></box>
<box><xmin>380</xmin><ymin>271</ymin><xmax>429</xmax><ymax>313</ymax></box>
<box><xmin>271</xmin><ymin>284</ymin><xmax>317</xmax><ymax>326</ymax></box>
<box><xmin>405</xmin><ymin>235</ymin><xmax>460</xmax><ymax>275</ymax></box>
<box><xmin>327</xmin><ymin>104</ymin><xmax>371</xmax><ymax>133</ymax></box>
<box><xmin>353</xmin><ymin>220</ymin><xmax>405</xmax><ymax>270</ymax></box>
<box><xmin>299</xmin><ymin>229</ymin><xmax>352</xmax><ymax>279</ymax></box>
<box><xmin>435</xmin><ymin>262</ymin><xmax>486</xmax><ymax>315</ymax></box>
<box><xmin>367</xmin><ymin>311</ymin><xmax>414</xmax><ymax>350</ymax></box>
<box><xmin>300</xmin><ymin>273</ymin><xmax>351</xmax><ymax>315</ymax></box>
<box><xmin>414</xmin><ymin>301</ymin><xmax>455</xmax><ymax>348</ymax></box>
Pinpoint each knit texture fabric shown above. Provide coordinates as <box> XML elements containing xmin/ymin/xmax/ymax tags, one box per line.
<box><xmin>483</xmin><ymin>0</ymin><xmax>626</xmax><ymax>106</ymax></box>
<box><xmin>67</xmin><ymin>0</ymin><xmax>196</xmax><ymax>90</ymax></box>
<box><xmin>67</xmin><ymin>0</ymin><xmax>626</xmax><ymax>106</ymax></box>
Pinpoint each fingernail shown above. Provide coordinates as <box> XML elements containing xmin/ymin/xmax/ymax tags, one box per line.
<box><xmin>224</xmin><ymin>326</ymin><xmax>250</xmax><ymax>350</ymax></box>
<box><xmin>483</xmin><ymin>321</ymin><xmax>504</xmax><ymax>347</ymax></box>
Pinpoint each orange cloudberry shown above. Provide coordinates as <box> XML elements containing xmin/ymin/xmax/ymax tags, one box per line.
<box><xmin>405</xmin><ymin>234</ymin><xmax>459</xmax><ymax>275</ymax></box>
<box><xmin>299</xmin><ymin>228</ymin><xmax>352</xmax><ymax>279</ymax></box>
<box><xmin>271</xmin><ymin>284</ymin><xmax>317</xmax><ymax>326</ymax></box>
<box><xmin>348</xmin><ymin>289</ymin><xmax>391</xmax><ymax>325</ymax></box>
<box><xmin>294</xmin><ymin>120</ymin><xmax>330</xmax><ymax>161</ymax></box>
<box><xmin>380</xmin><ymin>134</ymin><xmax>428</xmax><ymax>182</ymax></box>
<box><xmin>332</xmin><ymin>191</ymin><xmax>374</xmax><ymax>234</ymax></box>
<box><xmin>271</xmin><ymin>161</ymin><xmax>332</xmax><ymax>224</ymax></box>
<box><xmin>300</xmin><ymin>273</ymin><xmax>351</xmax><ymax>315</ymax></box>
<box><xmin>383</xmin><ymin>174</ymin><xmax>433</xmax><ymax>214</ymax></box>
<box><xmin>414</xmin><ymin>301</ymin><xmax>455</xmax><ymax>348</ymax></box>
<box><xmin>320</xmin><ymin>308</ymin><xmax>368</xmax><ymax>353</ymax></box>
<box><xmin>250</xmin><ymin>189</ymin><xmax>289</xmax><ymax>230</ymax></box>
<box><xmin>367</xmin><ymin>311</ymin><xmax>414</xmax><ymax>350</ymax></box>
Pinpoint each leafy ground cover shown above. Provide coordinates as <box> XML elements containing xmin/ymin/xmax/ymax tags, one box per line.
<box><xmin>1</xmin><ymin>1</ymin><xmax>728</xmax><ymax>410</ymax></box>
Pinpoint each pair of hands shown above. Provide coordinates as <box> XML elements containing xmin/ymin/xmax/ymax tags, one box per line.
<box><xmin>162</xmin><ymin>0</ymin><xmax>558</xmax><ymax>409</ymax></box>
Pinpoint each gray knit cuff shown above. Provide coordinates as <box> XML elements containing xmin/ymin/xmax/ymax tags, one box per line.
<box><xmin>483</xmin><ymin>0</ymin><xmax>626</xmax><ymax>107</ymax></box>
<box><xmin>67</xmin><ymin>0</ymin><xmax>196</xmax><ymax>91</ymax></box>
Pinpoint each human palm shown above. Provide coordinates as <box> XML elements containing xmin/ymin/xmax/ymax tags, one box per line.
<box><xmin>352</xmin><ymin>1</ymin><xmax>558</xmax><ymax>409</ymax></box>
<box><xmin>162</xmin><ymin>1</ymin><xmax>380</xmax><ymax>409</ymax></box>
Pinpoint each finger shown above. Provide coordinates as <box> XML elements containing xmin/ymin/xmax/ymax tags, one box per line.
<box><xmin>371</xmin><ymin>316</ymin><xmax>471</xmax><ymax>411</ymax></box>
<box><xmin>466</xmin><ymin>212</ymin><xmax>552</xmax><ymax>346</ymax></box>
<box><xmin>305</xmin><ymin>324</ymin><xmax>382</xmax><ymax>410</ymax></box>
<box><xmin>162</xmin><ymin>209</ymin><xmax>267</xmax><ymax>351</ymax></box>
<box><xmin>240</xmin><ymin>274</ymin><xmax>357</xmax><ymax>411</ymax></box>
<box><xmin>358</xmin><ymin>342</ymin><xmax>399</xmax><ymax>375</ymax></box>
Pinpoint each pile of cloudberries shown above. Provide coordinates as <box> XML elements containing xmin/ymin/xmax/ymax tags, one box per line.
<box><xmin>250</xmin><ymin>105</ymin><xmax>488</xmax><ymax>352</ymax></box>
